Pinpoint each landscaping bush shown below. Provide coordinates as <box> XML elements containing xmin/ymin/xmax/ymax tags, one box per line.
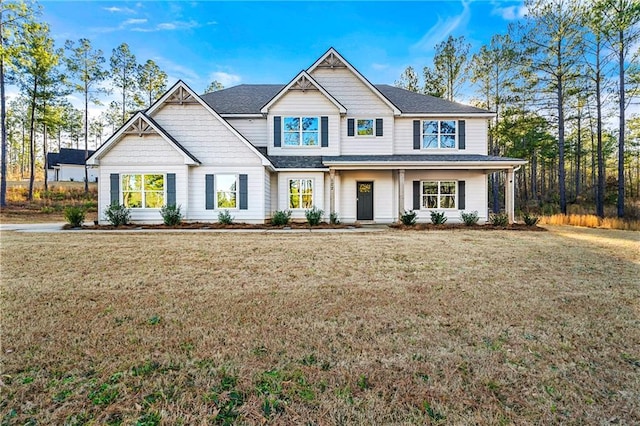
<box><xmin>490</xmin><ymin>212</ymin><xmax>509</xmax><ymax>226</ymax></box>
<box><xmin>523</xmin><ymin>212</ymin><xmax>540</xmax><ymax>226</ymax></box>
<box><xmin>104</xmin><ymin>203</ymin><xmax>131</xmax><ymax>226</ymax></box>
<box><xmin>305</xmin><ymin>206</ymin><xmax>324</xmax><ymax>226</ymax></box>
<box><xmin>430</xmin><ymin>211</ymin><xmax>447</xmax><ymax>225</ymax></box>
<box><xmin>64</xmin><ymin>206</ymin><xmax>86</xmax><ymax>227</ymax></box>
<box><xmin>460</xmin><ymin>210</ymin><xmax>479</xmax><ymax>226</ymax></box>
<box><xmin>160</xmin><ymin>204</ymin><xmax>182</xmax><ymax>226</ymax></box>
<box><xmin>271</xmin><ymin>210</ymin><xmax>291</xmax><ymax>226</ymax></box>
<box><xmin>218</xmin><ymin>210</ymin><xmax>234</xmax><ymax>225</ymax></box>
<box><xmin>400</xmin><ymin>210</ymin><xmax>417</xmax><ymax>226</ymax></box>
<box><xmin>330</xmin><ymin>212</ymin><xmax>340</xmax><ymax>225</ymax></box>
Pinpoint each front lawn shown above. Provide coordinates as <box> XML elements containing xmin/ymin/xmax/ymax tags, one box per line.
<box><xmin>1</xmin><ymin>227</ymin><xmax>638</xmax><ymax>424</ymax></box>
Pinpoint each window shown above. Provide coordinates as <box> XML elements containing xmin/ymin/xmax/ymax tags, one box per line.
<box><xmin>422</xmin><ymin>120</ymin><xmax>456</xmax><ymax>149</ymax></box>
<box><xmin>357</xmin><ymin>119</ymin><xmax>374</xmax><ymax>136</ymax></box>
<box><xmin>283</xmin><ymin>117</ymin><xmax>319</xmax><ymax>146</ymax></box>
<box><xmin>121</xmin><ymin>174</ymin><xmax>164</xmax><ymax>208</ymax></box>
<box><xmin>216</xmin><ymin>174</ymin><xmax>237</xmax><ymax>209</ymax></box>
<box><xmin>422</xmin><ymin>181</ymin><xmax>456</xmax><ymax>209</ymax></box>
<box><xmin>289</xmin><ymin>179</ymin><xmax>313</xmax><ymax>209</ymax></box>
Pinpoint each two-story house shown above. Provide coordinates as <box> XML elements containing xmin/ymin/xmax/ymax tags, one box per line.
<box><xmin>87</xmin><ymin>48</ymin><xmax>525</xmax><ymax>224</ymax></box>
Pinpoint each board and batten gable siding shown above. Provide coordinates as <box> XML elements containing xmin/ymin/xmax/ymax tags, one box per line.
<box><xmin>393</xmin><ymin>117</ymin><xmax>488</xmax><ymax>155</ymax></box>
<box><xmin>225</xmin><ymin>117</ymin><xmax>268</xmax><ymax>147</ymax></box>
<box><xmin>338</xmin><ymin>170</ymin><xmax>396</xmax><ymax>223</ymax></box>
<box><xmin>187</xmin><ymin>166</ymin><xmax>267</xmax><ymax>223</ymax></box>
<box><xmin>277</xmin><ymin>172</ymin><xmax>326</xmax><ymax>220</ymax></box>
<box><xmin>404</xmin><ymin>170</ymin><xmax>488</xmax><ymax>223</ymax></box>
<box><xmin>152</xmin><ymin>103</ymin><xmax>263</xmax><ymax>166</ymax></box>
<box><xmin>267</xmin><ymin>90</ymin><xmax>340</xmax><ymax>156</ymax></box>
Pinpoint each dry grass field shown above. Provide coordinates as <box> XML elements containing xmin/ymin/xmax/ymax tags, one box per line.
<box><xmin>1</xmin><ymin>227</ymin><xmax>639</xmax><ymax>425</ymax></box>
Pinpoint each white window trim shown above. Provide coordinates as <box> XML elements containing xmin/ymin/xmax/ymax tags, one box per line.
<box><xmin>421</xmin><ymin>180</ymin><xmax>458</xmax><ymax>210</ymax></box>
<box><xmin>121</xmin><ymin>173</ymin><xmax>166</xmax><ymax>209</ymax></box>
<box><xmin>216</xmin><ymin>173</ymin><xmax>238</xmax><ymax>210</ymax></box>
<box><xmin>421</xmin><ymin>120</ymin><xmax>457</xmax><ymax>150</ymax></box>
<box><xmin>355</xmin><ymin>118</ymin><xmax>375</xmax><ymax>137</ymax></box>
<box><xmin>282</xmin><ymin>116</ymin><xmax>320</xmax><ymax>148</ymax></box>
<box><xmin>288</xmin><ymin>178</ymin><xmax>314</xmax><ymax>210</ymax></box>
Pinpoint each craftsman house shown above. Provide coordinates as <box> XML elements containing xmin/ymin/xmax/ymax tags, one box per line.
<box><xmin>87</xmin><ymin>48</ymin><xmax>525</xmax><ymax>224</ymax></box>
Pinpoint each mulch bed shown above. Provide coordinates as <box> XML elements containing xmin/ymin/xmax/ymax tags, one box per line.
<box><xmin>388</xmin><ymin>223</ymin><xmax>546</xmax><ymax>231</ymax></box>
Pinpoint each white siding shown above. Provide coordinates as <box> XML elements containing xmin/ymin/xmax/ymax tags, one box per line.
<box><xmin>404</xmin><ymin>170</ymin><xmax>488</xmax><ymax>223</ymax></box>
<box><xmin>50</xmin><ymin>165</ymin><xmax>98</xmax><ymax>182</ymax></box>
<box><xmin>264</xmin><ymin>169</ymin><xmax>271</xmax><ymax>218</ymax></box>
<box><xmin>340</xmin><ymin>115</ymin><xmax>394</xmax><ymax>155</ymax></box>
<box><xmin>267</xmin><ymin>90</ymin><xmax>340</xmax><ymax>156</ymax></box>
<box><xmin>226</xmin><ymin>117</ymin><xmax>268</xmax><ymax>147</ymax></box>
<box><xmin>394</xmin><ymin>117</ymin><xmax>488</xmax><ymax>155</ymax></box>
<box><xmin>100</xmin><ymin>134</ymin><xmax>185</xmax><ymax>166</ymax></box>
<box><xmin>338</xmin><ymin>170</ymin><xmax>395</xmax><ymax>223</ymax></box>
<box><xmin>277</xmin><ymin>172</ymin><xmax>326</xmax><ymax>221</ymax></box>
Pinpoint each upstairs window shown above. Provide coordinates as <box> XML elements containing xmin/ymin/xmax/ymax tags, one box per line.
<box><xmin>357</xmin><ymin>119</ymin><xmax>374</xmax><ymax>136</ymax></box>
<box><xmin>422</xmin><ymin>120</ymin><xmax>456</xmax><ymax>149</ymax></box>
<box><xmin>284</xmin><ymin>117</ymin><xmax>319</xmax><ymax>147</ymax></box>
<box><xmin>121</xmin><ymin>174</ymin><xmax>164</xmax><ymax>208</ymax></box>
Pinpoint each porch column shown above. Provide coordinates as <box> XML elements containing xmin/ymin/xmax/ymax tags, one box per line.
<box><xmin>506</xmin><ymin>168</ymin><xmax>515</xmax><ymax>224</ymax></box>
<box><xmin>398</xmin><ymin>169</ymin><xmax>405</xmax><ymax>218</ymax></box>
<box><xmin>329</xmin><ymin>169</ymin><xmax>336</xmax><ymax>217</ymax></box>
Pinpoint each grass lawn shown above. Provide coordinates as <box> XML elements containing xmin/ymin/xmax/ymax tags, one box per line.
<box><xmin>1</xmin><ymin>227</ymin><xmax>638</xmax><ymax>425</ymax></box>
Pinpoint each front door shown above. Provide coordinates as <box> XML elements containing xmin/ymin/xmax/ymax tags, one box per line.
<box><xmin>357</xmin><ymin>181</ymin><xmax>374</xmax><ymax>221</ymax></box>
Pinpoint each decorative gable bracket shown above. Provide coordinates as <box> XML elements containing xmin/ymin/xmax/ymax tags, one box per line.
<box><xmin>317</xmin><ymin>51</ymin><xmax>346</xmax><ymax>69</ymax></box>
<box><xmin>165</xmin><ymin>86</ymin><xmax>199</xmax><ymax>105</ymax></box>
<box><xmin>291</xmin><ymin>75</ymin><xmax>317</xmax><ymax>92</ymax></box>
<box><xmin>123</xmin><ymin>117</ymin><xmax>157</xmax><ymax>137</ymax></box>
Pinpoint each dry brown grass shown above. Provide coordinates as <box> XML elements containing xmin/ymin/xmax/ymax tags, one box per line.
<box><xmin>539</xmin><ymin>214</ymin><xmax>640</xmax><ymax>231</ymax></box>
<box><xmin>1</xmin><ymin>227</ymin><xmax>639</xmax><ymax>425</ymax></box>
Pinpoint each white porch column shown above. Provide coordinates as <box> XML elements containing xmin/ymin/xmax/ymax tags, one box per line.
<box><xmin>506</xmin><ymin>168</ymin><xmax>515</xmax><ymax>224</ymax></box>
<box><xmin>398</xmin><ymin>169</ymin><xmax>405</xmax><ymax>218</ymax></box>
<box><xmin>329</xmin><ymin>169</ymin><xmax>336</xmax><ymax>216</ymax></box>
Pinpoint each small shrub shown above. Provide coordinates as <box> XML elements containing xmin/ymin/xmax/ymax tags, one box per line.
<box><xmin>490</xmin><ymin>212</ymin><xmax>509</xmax><ymax>226</ymax></box>
<box><xmin>330</xmin><ymin>212</ymin><xmax>340</xmax><ymax>225</ymax></box>
<box><xmin>400</xmin><ymin>210</ymin><xmax>417</xmax><ymax>226</ymax></box>
<box><xmin>523</xmin><ymin>212</ymin><xmax>539</xmax><ymax>226</ymax></box>
<box><xmin>460</xmin><ymin>210</ymin><xmax>479</xmax><ymax>226</ymax></box>
<box><xmin>218</xmin><ymin>210</ymin><xmax>234</xmax><ymax>225</ymax></box>
<box><xmin>64</xmin><ymin>206</ymin><xmax>86</xmax><ymax>227</ymax></box>
<box><xmin>305</xmin><ymin>206</ymin><xmax>324</xmax><ymax>226</ymax></box>
<box><xmin>160</xmin><ymin>204</ymin><xmax>182</xmax><ymax>226</ymax></box>
<box><xmin>271</xmin><ymin>210</ymin><xmax>291</xmax><ymax>226</ymax></box>
<box><xmin>430</xmin><ymin>211</ymin><xmax>447</xmax><ymax>225</ymax></box>
<box><xmin>104</xmin><ymin>203</ymin><xmax>130</xmax><ymax>226</ymax></box>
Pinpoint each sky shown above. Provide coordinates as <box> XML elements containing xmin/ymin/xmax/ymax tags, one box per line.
<box><xmin>36</xmin><ymin>0</ymin><xmax>527</xmax><ymax>116</ymax></box>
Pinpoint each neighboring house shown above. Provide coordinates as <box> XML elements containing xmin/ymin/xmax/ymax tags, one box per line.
<box><xmin>88</xmin><ymin>48</ymin><xmax>525</xmax><ymax>224</ymax></box>
<box><xmin>47</xmin><ymin>148</ymin><xmax>97</xmax><ymax>182</ymax></box>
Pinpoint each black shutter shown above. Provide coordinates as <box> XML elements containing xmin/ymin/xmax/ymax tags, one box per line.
<box><xmin>205</xmin><ymin>174</ymin><xmax>215</xmax><ymax>210</ymax></box>
<box><xmin>376</xmin><ymin>118</ymin><xmax>383</xmax><ymax>137</ymax></box>
<box><xmin>110</xmin><ymin>173</ymin><xmax>119</xmax><ymax>205</ymax></box>
<box><xmin>321</xmin><ymin>116</ymin><xmax>329</xmax><ymax>147</ymax></box>
<box><xmin>458</xmin><ymin>120</ymin><xmax>466</xmax><ymax>150</ymax></box>
<box><xmin>274</xmin><ymin>116</ymin><xmax>281</xmax><ymax>147</ymax></box>
<box><xmin>166</xmin><ymin>173</ymin><xmax>176</xmax><ymax>206</ymax></box>
<box><xmin>413</xmin><ymin>120</ymin><xmax>421</xmax><ymax>150</ymax></box>
<box><xmin>413</xmin><ymin>180</ymin><xmax>421</xmax><ymax>210</ymax></box>
<box><xmin>239</xmin><ymin>174</ymin><xmax>248</xmax><ymax>210</ymax></box>
<box><xmin>347</xmin><ymin>118</ymin><xmax>355</xmax><ymax>136</ymax></box>
<box><xmin>458</xmin><ymin>181</ymin><xmax>465</xmax><ymax>210</ymax></box>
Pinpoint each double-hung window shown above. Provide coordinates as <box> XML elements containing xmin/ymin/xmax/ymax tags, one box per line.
<box><xmin>422</xmin><ymin>120</ymin><xmax>456</xmax><ymax>149</ymax></box>
<box><xmin>422</xmin><ymin>181</ymin><xmax>456</xmax><ymax>209</ymax></box>
<box><xmin>121</xmin><ymin>174</ymin><xmax>164</xmax><ymax>208</ymax></box>
<box><xmin>284</xmin><ymin>117</ymin><xmax>319</xmax><ymax>146</ymax></box>
<box><xmin>216</xmin><ymin>174</ymin><xmax>237</xmax><ymax>209</ymax></box>
<box><xmin>357</xmin><ymin>119</ymin><xmax>374</xmax><ymax>136</ymax></box>
<box><xmin>289</xmin><ymin>179</ymin><xmax>313</xmax><ymax>209</ymax></box>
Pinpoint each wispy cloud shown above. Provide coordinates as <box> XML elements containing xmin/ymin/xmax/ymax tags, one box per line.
<box><xmin>130</xmin><ymin>20</ymin><xmax>213</xmax><ymax>33</ymax></box>
<box><xmin>411</xmin><ymin>1</ymin><xmax>471</xmax><ymax>52</ymax></box>
<box><xmin>490</xmin><ymin>2</ymin><xmax>527</xmax><ymax>20</ymax></box>
<box><xmin>103</xmin><ymin>6</ymin><xmax>136</xmax><ymax>14</ymax></box>
<box><xmin>371</xmin><ymin>63</ymin><xmax>389</xmax><ymax>71</ymax></box>
<box><xmin>208</xmin><ymin>71</ymin><xmax>241</xmax><ymax>87</ymax></box>
<box><xmin>123</xmin><ymin>18</ymin><xmax>147</xmax><ymax>26</ymax></box>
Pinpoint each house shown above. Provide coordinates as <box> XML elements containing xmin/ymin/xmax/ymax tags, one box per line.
<box><xmin>87</xmin><ymin>48</ymin><xmax>526</xmax><ymax>225</ymax></box>
<box><xmin>47</xmin><ymin>148</ymin><xmax>97</xmax><ymax>182</ymax></box>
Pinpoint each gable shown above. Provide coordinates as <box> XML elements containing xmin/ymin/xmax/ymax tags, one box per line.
<box><xmin>99</xmin><ymin>133</ymin><xmax>185</xmax><ymax>166</ymax></box>
<box><xmin>261</xmin><ymin>71</ymin><xmax>346</xmax><ymax>114</ymax></box>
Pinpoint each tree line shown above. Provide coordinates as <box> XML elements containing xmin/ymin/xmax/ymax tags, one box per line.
<box><xmin>395</xmin><ymin>0</ymin><xmax>639</xmax><ymax>218</ymax></box>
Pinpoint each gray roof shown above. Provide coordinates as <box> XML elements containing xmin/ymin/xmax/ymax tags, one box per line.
<box><xmin>200</xmin><ymin>84</ymin><xmax>491</xmax><ymax>115</ymax></box>
<box><xmin>47</xmin><ymin>148</ymin><xmax>95</xmax><ymax>167</ymax></box>
<box><xmin>323</xmin><ymin>154</ymin><xmax>524</xmax><ymax>163</ymax></box>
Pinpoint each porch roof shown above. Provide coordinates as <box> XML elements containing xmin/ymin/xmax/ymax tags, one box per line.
<box><xmin>323</xmin><ymin>154</ymin><xmax>527</xmax><ymax>170</ymax></box>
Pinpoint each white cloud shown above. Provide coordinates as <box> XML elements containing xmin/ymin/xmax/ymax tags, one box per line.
<box><xmin>208</xmin><ymin>71</ymin><xmax>241</xmax><ymax>87</ymax></box>
<box><xmin>411</xmin><ymin>1</ymin><xmax>471</xmax><ymax>52</ymax></box>
<box><xmin>490</xmin><ymin>2</ymin><xmax>527</xmax><ymax>20</ymax></box>
<box><xmin>103</xmin><ymin>6</ymin><xmax>136</xmax><ymax>14</ymax></box>
<box><xmin>123</xmin><ymin>18</ymin><xmax>147</xmax><ymax>26</ymax></box>
<box><xmin>130</xmin><ymin>20</ymin><xmax>203</xmax><ymax>33</ymax></box>
<box><xmin>371</xmin><ymin>63</ymin><xmax>389</xmax><ymax>71</ymax></box>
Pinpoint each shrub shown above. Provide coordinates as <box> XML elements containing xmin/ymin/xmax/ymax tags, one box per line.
<box><xmin>64</xmin><ymin>206</ymin><xmax>86</xmax><ymax>227</ymax></box>
<box><xmin>460</xmin><ymin>210</ymin><xmax>479</xmax><ymax>226</ymax></box>
<box><xmin>104</xmin><ymin>203</ymin><xmax>130</xmax><ymax>226</ymax></box>
<box><xmin>271</xmin><ymin>210</ymin><xmax>291</xmax><ymax>226</ymax></box>
<box><xmin>400</xmin><ymin>210</ymin><xmax>417</xmax><ymax>226</ymax></box>
<box><xmin>430</xmin><ymin>211</ymin><xmax>447</xmax><ymax>225</ymax></box>
<box><xmin>218</xmin><ymin>210</ymin><xmax>234</xmax><ymax>225</ymax></box>
<box><xmin>305</xmin><ymin>206</ymin><xmax>324</xmax><ymax>226</ymax></box>
<box><xmin>160</xmin><ymin>204</ymin><xmax>182</xmax><ymax>226</ymax></box>
<box><xmin>330</xmin><ymin>212</ymin><xmax>340</xmax><ymax>225</ymax></box>
<box><xmin>490</xmin><ymin>212</ymin><xmax>509</xmax><ymax>226</ymax></box>
<box><xmin>523</xmin><ymin>212</ymin><xmax>539</xmax><ymax>226</ymax></box>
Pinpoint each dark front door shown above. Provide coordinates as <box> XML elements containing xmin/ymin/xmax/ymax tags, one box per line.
<box><xmin>357</xmin><ymin>181</ymin><xmax>374</xmax><ymax>221</ymax></box>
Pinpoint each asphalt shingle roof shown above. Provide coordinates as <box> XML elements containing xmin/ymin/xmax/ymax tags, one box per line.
<box><xmin>323</xmin><ymin>154</ymin><xmax>524</xmax><ymax>163</ymax></box>
<box><xmin>47</xmin><ymin>148</ymin><xmax>95</xmax><ymax>167</ymax></box>
<box><xmin>200</xmin><ymin>84</ymin><xmax>491</xmax><ymax>115</ymax></box>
